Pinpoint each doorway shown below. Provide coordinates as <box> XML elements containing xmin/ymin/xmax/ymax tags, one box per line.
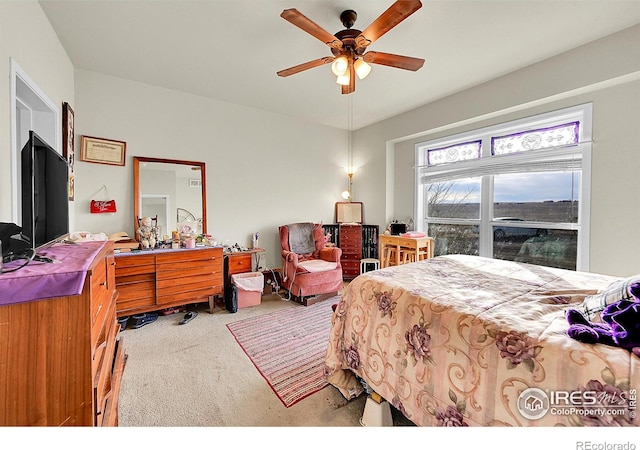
<box><xmin>10</xmin><ymin>58</ymin><xmax>60</xmax><ymax>224</ymax></box>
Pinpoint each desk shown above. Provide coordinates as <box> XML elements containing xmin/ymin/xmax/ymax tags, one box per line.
<box><xmin>379</xmin><ymin>234</ymin><xmax>434</xmax><ymax>268</ymax></box>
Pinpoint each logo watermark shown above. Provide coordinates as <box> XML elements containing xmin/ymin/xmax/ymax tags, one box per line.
<box><xmin>576</xmin><ymin>442</ymin><xmax>636</xmax><ymax>450</ymax></box>
<box><xmin>517</xmin><ymin>387</ymin><xmax>637</xmax><ymax>421</ymax></box>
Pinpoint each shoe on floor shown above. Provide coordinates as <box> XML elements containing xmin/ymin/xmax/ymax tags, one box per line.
<box><xmin>130</xmin><ymin>312</ymin><xmax>159</xmax><ymax>329</ymax></box>
<box><xmin>179</xmin><ymin>311</ymin><xmax>198</xmax><ymax>325</ymax></box>
<box><xmin>117</xmin><ymin>316</ymin><xmax>129</xmax><ymax>331</ymax></box>
<box><xmin>160</xmin><ymin>306</ymin><xmax>186</xmax><ymax>316</ymax></box>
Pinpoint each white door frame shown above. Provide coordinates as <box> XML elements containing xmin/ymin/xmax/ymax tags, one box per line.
<box><xmin>9</xmin><ymin>57</ymin><xmax>60</xmax><ymax>224</ymax></box>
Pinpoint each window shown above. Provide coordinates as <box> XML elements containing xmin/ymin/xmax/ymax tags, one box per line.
<box><xmin>415</xmin><ymin>104</ymin><xmax>592</xmax><ymax>271</ymax></box>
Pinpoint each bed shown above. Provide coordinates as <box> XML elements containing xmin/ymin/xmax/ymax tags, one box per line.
<box><xmin>324</xmin><ymin>254</ymin><xmax>639</xmax><ymax>426</ymax></box>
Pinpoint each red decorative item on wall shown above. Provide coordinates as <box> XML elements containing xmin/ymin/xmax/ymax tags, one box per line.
<box><xmin>90</xmin><ymin>199</ymin><xmax>117</xmax><ymax>214</ymax></box>
<box><xmin>90</xmin><ymin>185</ymin><xmax>117</xmax><ymax>213</ymax></box>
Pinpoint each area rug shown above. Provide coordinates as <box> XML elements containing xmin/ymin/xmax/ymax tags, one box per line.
<box><xmin>226</xmin><ymin>296</ymin><xmax>337</xmax><ymax>407</ymax></box>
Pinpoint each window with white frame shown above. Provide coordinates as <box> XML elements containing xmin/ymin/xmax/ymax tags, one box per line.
<box><xmin>415</xmin><ymin>104</ymin><xmax>592</xmax><ymax>271</ymax></box>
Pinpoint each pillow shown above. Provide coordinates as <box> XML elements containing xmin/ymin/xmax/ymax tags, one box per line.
<box><xmin>580</xmin><ymin>276</ymin><xmax>640</xmax><ymax>320</ymax></box>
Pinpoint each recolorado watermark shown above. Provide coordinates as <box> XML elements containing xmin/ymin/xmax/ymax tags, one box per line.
<box><xmin>517</xmin><ymin>387</ymin><xmax>637</xmax><ymax>421</ymax></box>
<box><xmin>575</xmin><ymin>442</ymin><xmax>636</xmax><ymax>450</ymax></box>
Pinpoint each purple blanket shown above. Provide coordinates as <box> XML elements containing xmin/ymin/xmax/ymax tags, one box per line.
<box><xmin>0</xmin><ymin>241</ymin><xmax>107</xmax><ymax>305</ymax></box>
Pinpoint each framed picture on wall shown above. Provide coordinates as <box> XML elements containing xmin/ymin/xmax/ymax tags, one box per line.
<box><xmin>62</xmin><ymin>102</ymin><xmax>75</xmax><ymax>201</ymax></box>
<box><xmin>80</xmin><ymin>135</ymin><xmax>127</xmax><ymax>166</ymax></box>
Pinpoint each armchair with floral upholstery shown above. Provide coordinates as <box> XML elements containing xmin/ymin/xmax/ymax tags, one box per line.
<box><xmin>278</xmin><ymin>222</ymin><xmax>343</xmax><ymax>306</ymax></box>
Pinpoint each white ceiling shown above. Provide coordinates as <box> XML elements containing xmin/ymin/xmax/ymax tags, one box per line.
<box><xmin>39</xmin><ymin>0</ymin><xmax>640</xmax><ymax>130</ymax></box>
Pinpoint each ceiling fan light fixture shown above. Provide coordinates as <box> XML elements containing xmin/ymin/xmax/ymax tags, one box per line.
<box><xmin>278</xmin><ymin>2</ymin><xmax>424</xmax><ymax>94</ymax></box>
<box><xmin>336</xmin><ymin>73</ymin><xmax>350</xmax><ymax>85</ymax></box>
<box><xmin>354</xmin><ymin>58</ymin><xmax>371</xmax><ymax>80</ymax></box>
<box><xmin>331</xmin><ymin>56</ymin><xmax>349</xmax><ymax>76</ymax></box>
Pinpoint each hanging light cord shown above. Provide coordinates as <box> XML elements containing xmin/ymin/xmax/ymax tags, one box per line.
<box><xmin>348</xmin><ymin>94</ymin><xmax>353</xmax><ymax>172</ymax></box>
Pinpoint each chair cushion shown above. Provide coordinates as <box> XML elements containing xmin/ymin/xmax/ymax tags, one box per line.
<box><xmin>298</xmin><ymin>259</ymin><xmax>338</xmax><ymax>273</ymax></box>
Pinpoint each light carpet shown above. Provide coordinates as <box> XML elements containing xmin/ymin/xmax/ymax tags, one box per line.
<box><xmin>227</xmin><ymin>296</ymin><xmax>337</xmax><ymax>407</ymax></box>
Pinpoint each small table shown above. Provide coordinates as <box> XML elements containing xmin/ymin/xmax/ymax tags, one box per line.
<box><xmin>379</xmin><ymin>234</ymin><xmax>434</xmax><ymax>268</ymax></box>
<box><xmin>224</xmin><ymin>248</ymin><xmax>265</xmax><ymax>300</ymax></box>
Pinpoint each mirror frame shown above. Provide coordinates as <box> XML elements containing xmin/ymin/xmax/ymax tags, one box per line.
<box><xmin>335</xmin><ymin>201</ymin><xmax>363</xmax><ymax>224</ymax></box>
<box><xmin>133</xmin><ymin>156</ymin><xmax>207</xmax><ymax>237</ymax></box>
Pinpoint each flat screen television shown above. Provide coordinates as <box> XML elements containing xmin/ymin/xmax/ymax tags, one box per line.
<box><xmin>19</xmin><ymin>130</ymin><xmax>69</xmax><ymax>250</ymax></box>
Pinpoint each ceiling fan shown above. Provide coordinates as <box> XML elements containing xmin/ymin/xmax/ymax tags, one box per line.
<box><xmin>276</xmin><ymin>0</ymin><xmax>425</xmax><ymax>94</ymax></box>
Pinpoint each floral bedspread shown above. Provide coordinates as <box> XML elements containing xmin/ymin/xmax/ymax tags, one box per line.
<box><xmin>324</xmin><ymin>255</ymin><xmax>639</xmax><ymax>426</ymax></box>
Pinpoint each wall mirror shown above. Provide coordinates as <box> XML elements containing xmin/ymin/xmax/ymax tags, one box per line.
<box><xmin>335</xmin><ymin>202</ymin><xmax>363</xmax><ymax>224</ymax></box>
<box><xmin>133</xmin><ymin>156</ymin><xmax>207</xmax><ymax>238</ymax></box>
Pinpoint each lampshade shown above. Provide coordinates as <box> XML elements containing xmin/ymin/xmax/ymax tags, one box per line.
<box><xmin>341</xmin><ymin>189</ymin><xmax>351</xmax><ymax>200</ymax></box>
<box><xmin>331</xmin><ymin>56</ymin><xmax>349</xmax><ymax>76</ymax></box>
<box><xmin>336</xmin><ymin>73</ymin><xmax>350</xmax><ymax>86</ymax></box>
<box><xmin>344</xmin><ymin>166</ymin><xmax>358</xmax><ymax>175</ymax></box>
<box><xmin>354</xmin><ymin>58</ymin><xmax>371</xmax><ymax>80</ymax></box>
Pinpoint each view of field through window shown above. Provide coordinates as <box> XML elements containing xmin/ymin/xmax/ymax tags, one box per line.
<box><xmin>417</xmin><ymin>107</ymin><xmax>589</xmax><ymax>271</ymax></box>
<box><xmin>426</xmin><ymin>178</ymin><xmax>580</xmax><ymax>270</ymax></box>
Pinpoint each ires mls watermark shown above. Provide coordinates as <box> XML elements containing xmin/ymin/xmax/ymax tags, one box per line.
<box><xmin>517</xmin><ymin>387</ymin><xmax>637</xmax><ymax>421</ymax></box>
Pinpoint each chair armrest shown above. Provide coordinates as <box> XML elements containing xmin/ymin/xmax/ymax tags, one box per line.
<box><xmin>281</xmin><ymin>250</ymin><xmax>299</xmax><ymax>281</ymax></box>
<box><xmin>319</xmin><ymin>246</ymin><xmax>342</xmax><ymax>263</ymax></box>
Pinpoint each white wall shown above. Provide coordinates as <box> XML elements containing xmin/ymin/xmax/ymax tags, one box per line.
<box><xmin>2</xmin><ymin>2</ymin><xmax>639</xmax><ymax>277</ymax></box>
<box><xmin>73</xmin><ymin>70</ymin><xmax>347</xmax><ymax>268</ymax></box>
<box><xmin>0</xmin><ymin>1</ymin><xmax>75</xmax><ymax>224</ymax></box>
<box><xmin>353</xmin><ymin>24</ymin><xmax>640</xmax><ymax>277</ymax></box>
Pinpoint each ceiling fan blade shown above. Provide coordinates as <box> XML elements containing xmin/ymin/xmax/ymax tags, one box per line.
<box><xmin>281</xmin><ymin>9</ymin><xmax>343</xmax><ymax>50</ymax></box>
<box><xmin>277</xmin><ymin>56</ymin><xmax>335</xmax><ymax>77</ymax></box>
<box><xmin>363</xmin><ymin>51</ymin><xmax>425</xmax><ymax>71</ymax></box>
<box><xmin>355</xmin><ymin>0</ymin><xmax>422</xmax><ymax>49</ymax></box>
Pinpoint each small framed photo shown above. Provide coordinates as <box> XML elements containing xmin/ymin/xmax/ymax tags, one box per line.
<box><xmin>80</xmin><ymin>135</ymin><xmax>127</xmax><ymax>166</ymax></box>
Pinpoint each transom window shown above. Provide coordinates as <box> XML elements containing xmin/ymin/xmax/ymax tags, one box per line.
<box><xmin>415</xmin><ymin>104</ymin><xmax>592</xmax><ymax>271</ymax></box>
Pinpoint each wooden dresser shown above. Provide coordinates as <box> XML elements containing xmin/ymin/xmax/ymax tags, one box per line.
<box><xmin>323</xmin><ymin>224</ymin><xmax>379</xmax><ymax>280</ymax></box>
<box><xmin>0</xmin><ymin>240</ymin><xmax>125</xmax><ymax>426</ymax></box>
<box><xmin>339</xmin><ymin>224</ymin><xmax>362</xmax><ymax>280</ymax></box>
<box><xmin>114</xmin><ymin>246</ymin><xmax>224</xmax><ymax>316</ymax></box>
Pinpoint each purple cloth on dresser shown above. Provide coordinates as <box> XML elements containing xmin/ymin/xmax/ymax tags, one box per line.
<box><xmin>0</xmin><ymin>241</ymin><xmax>106</xmax><ymax>305</ymax></box>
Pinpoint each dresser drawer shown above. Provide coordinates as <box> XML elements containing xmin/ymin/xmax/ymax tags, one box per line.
<box><xmin>115</xmin><ymin>253</ymin><xmax>155</xmax><ymax>268</ymax></box>
<box><xmin>342</xmin><ymin>263</ymin><xmax>360</xmax><ymax>278</ymax></box>
<box><xmin>156</xmin><ymin>247</ymin><xmax>221</xmax><ymax>264</ymax></box>
<box><xmin>93</xmin><ymin>292</ymin><xmax>116</xmax><ymax>365</ymax></box>
<box><xmin>98</xmin><ymin>337</ymin><xmax>126</xmax><ymax>427</ymax></box>
<box><xmin>91</xmin><ymin>257</ymin><xmax>114</xmax><ymax>349</ymax></box>
<box><xmin>157</xmin><ymin>272</ymin><xmax>220</xmax><ymax>303</ymax></box>
<box><xmin>115</xmin><ymin>256</ymin><xmax>155</xmax><ymax>277</ymax></box>
<box><xmin>157</xmin><ymin>259</ymin><xmax>222</xmax><ymax>280</ymax></box>
<box><xmin>340</xmin><ymin>242</ymin><xmax>361</xmax><ymax>253</ymax></box>
<box><xmin>116</xmin><ymin>278</ymin><xmax>156</xmax><ymax>312</ymax></box>
<box><xmin>94</xmin><ymin>307</ymin><xmax>118</xmax><ymax>420</ymax></box>
<box><xmin>227</xmin><ymin>254</ymin><xmax>252</xmax><ymax>274</ymax></box>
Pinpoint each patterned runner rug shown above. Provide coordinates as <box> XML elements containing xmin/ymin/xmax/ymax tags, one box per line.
<box><xmin>227</xmin><ymin>296</ymin><xmax>338</xmax><ymax>407</ymax></box>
